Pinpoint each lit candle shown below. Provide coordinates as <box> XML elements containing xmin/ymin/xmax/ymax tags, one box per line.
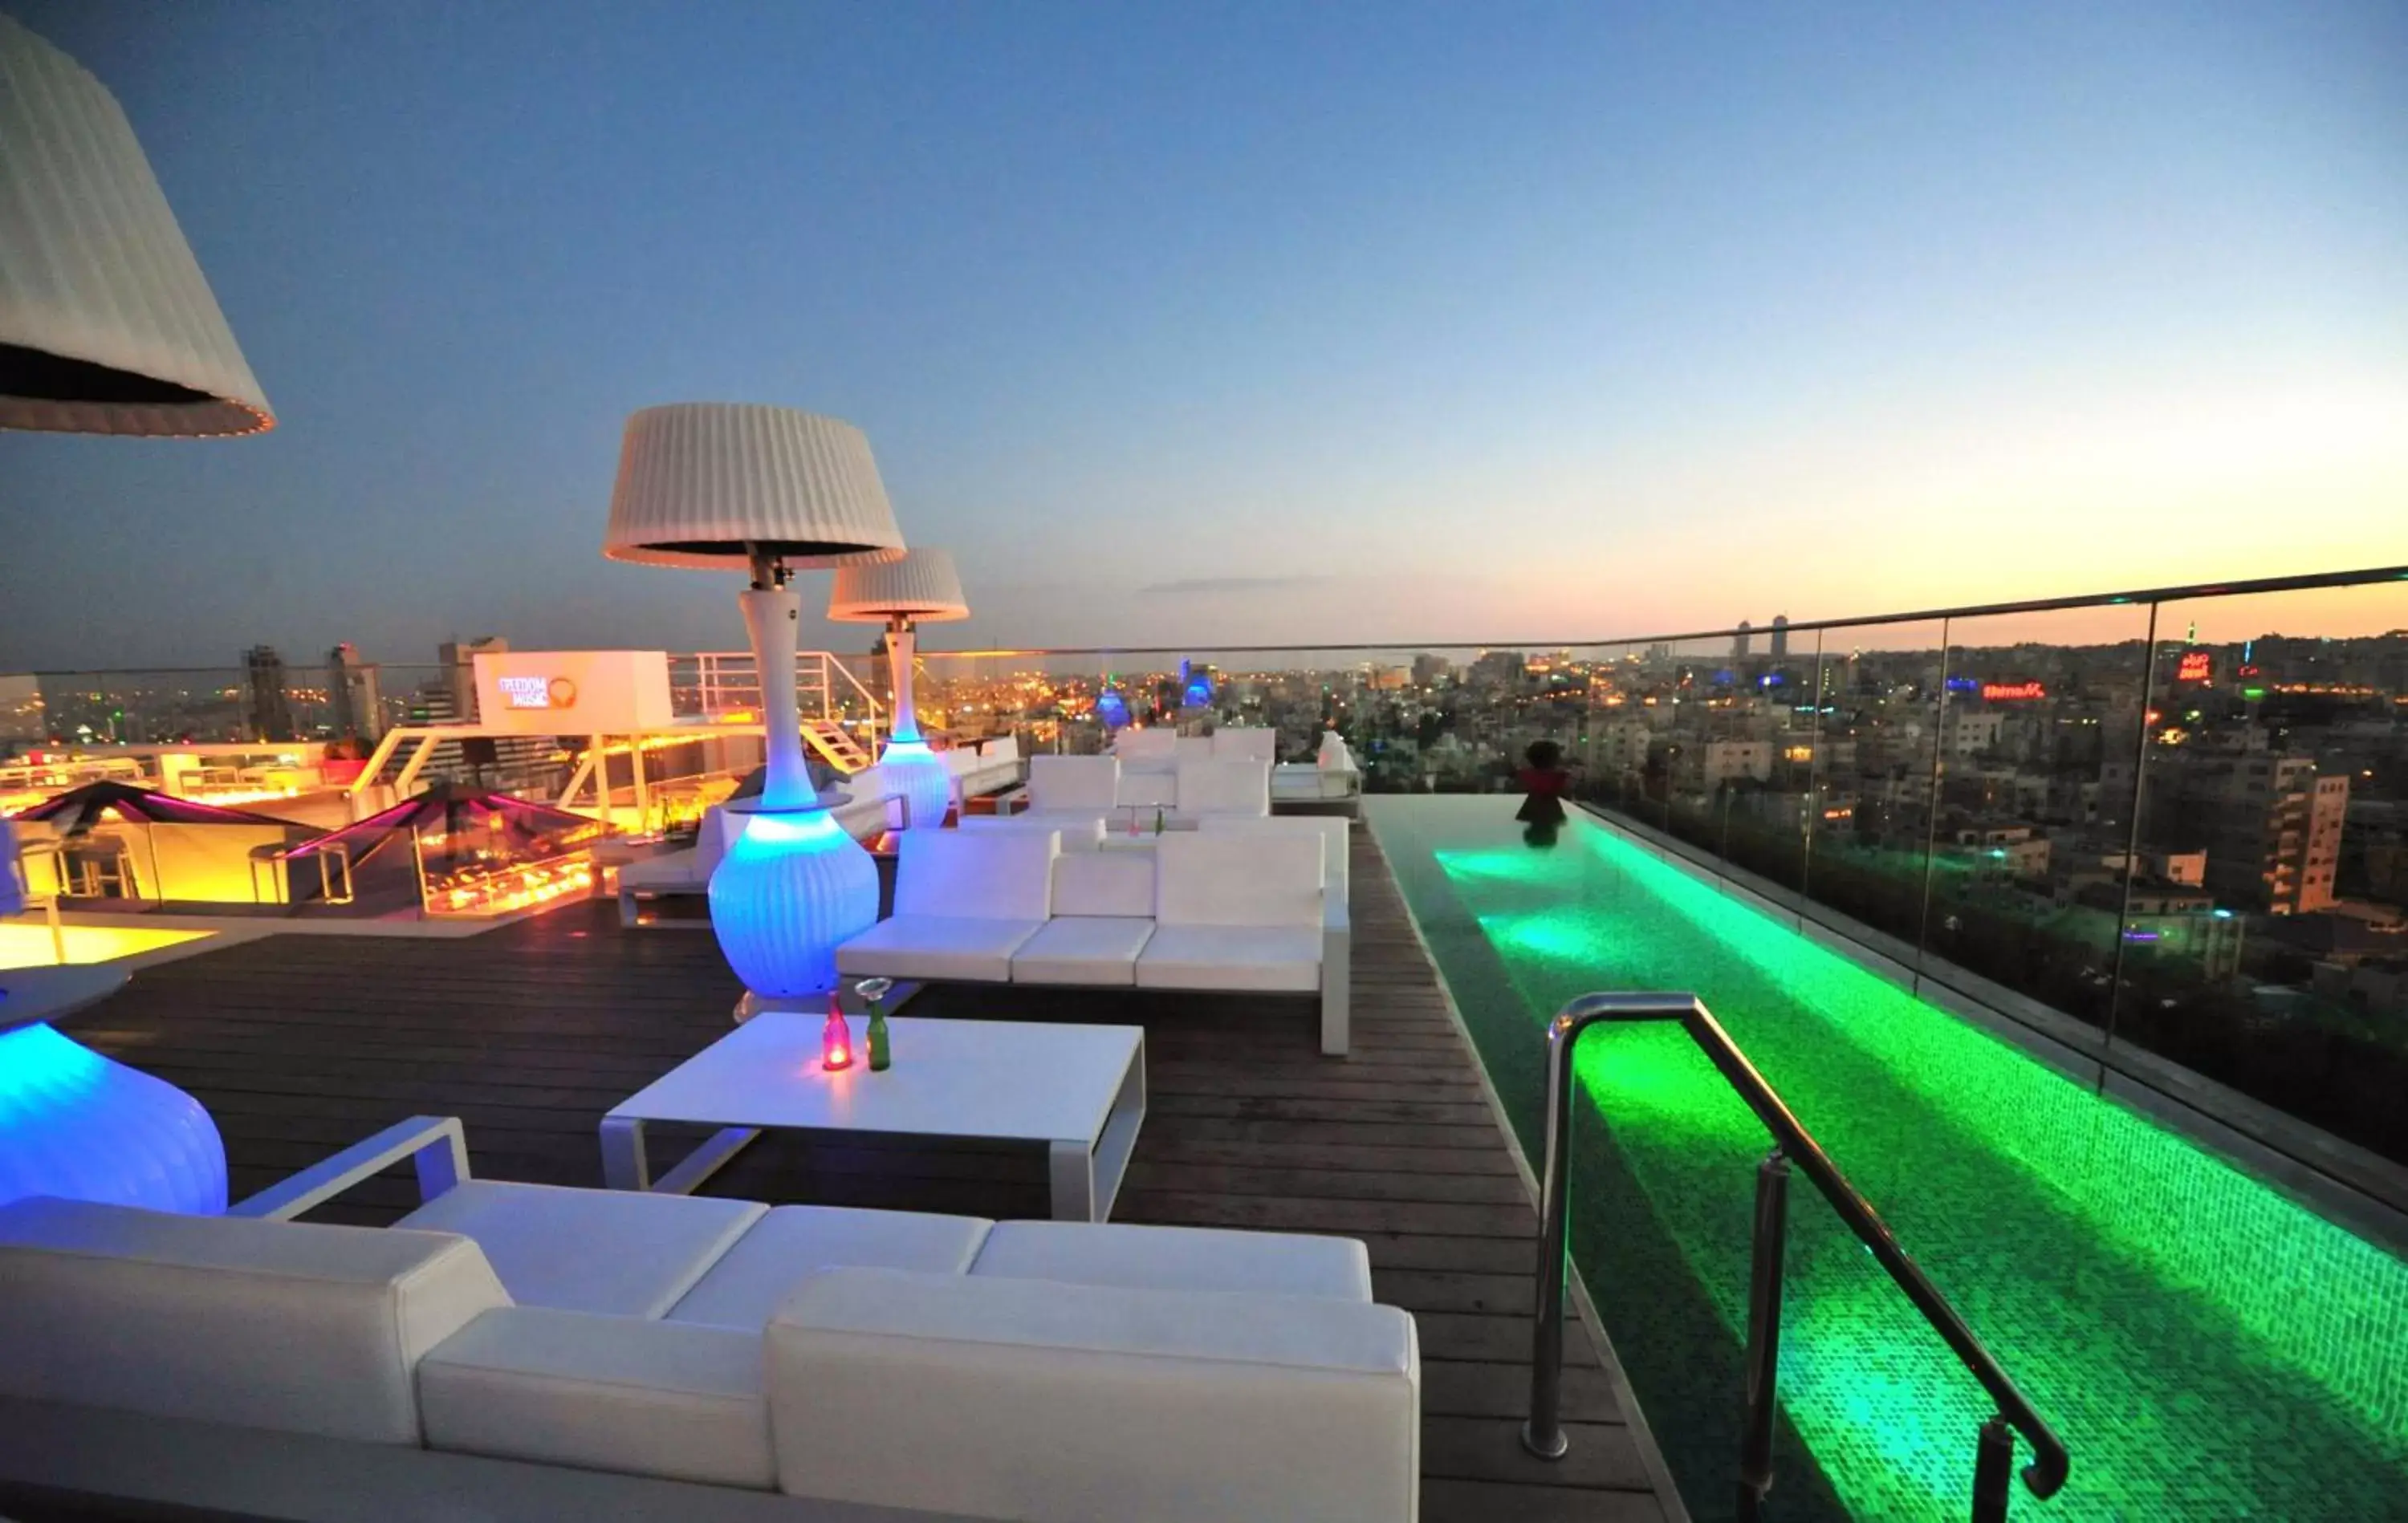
<box><xmin>821</xmin><ymin>994</ymin><xmax>854</xmax><ymax>1071</ymax></box>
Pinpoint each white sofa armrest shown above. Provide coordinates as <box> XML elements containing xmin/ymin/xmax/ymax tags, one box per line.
<box><xmin>1322</xmin><ymin>898</ymin><xmax>1351</xmax><ymax>1058</ymax></box>
<box><xmin>229</xmin><ymin>1115</ymin><xmax>470</xmax><ymax>1221</ymax></box>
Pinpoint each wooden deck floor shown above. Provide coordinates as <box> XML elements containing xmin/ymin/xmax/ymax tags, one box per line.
<box><xmin>63</xmin><ymin>826</ymin><xmax>1674</xmax><ymax>1522</ymax></box>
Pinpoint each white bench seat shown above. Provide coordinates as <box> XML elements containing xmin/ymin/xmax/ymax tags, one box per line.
<box><xmin>835</xmin><ymin>913</ymin><xmax>1044</xmax><ymax>982</ymax></box>
<box><xmin>668</xmin><ymin>1205</ymin><xmax>995</xmax><ymax>1330</ymax></box>
<box><xmin>1010</xmin><ymin>915</ymin><xmax>1155</xmax><ymax>985</ymax></box>
<box><xmin>1137</xmin><ymin>923</ymin><xmax>1322</xmax><ymax>991</ymax></box>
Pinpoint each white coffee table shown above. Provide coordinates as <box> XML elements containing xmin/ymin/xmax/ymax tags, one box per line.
<box><xmin>600</xmin><ymin>1013</ymin><xmax>1146</xmax><ymax>1222</ymax></box>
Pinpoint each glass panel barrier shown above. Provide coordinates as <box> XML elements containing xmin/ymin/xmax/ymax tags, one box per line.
<box><xmin>2126</xmin><ymin>582</ymin><xmax>2408</xmax><ymax>1168</ymax></box>
<box><xmin>1793</xmin><ymin>619</ymin><xmax>1949</xmax><ymax>969</ymax></box>
<box><xmin>1905</xmin><ymin>603</ymin><xmax>2154</xmax><ymax>1041</ymax></box>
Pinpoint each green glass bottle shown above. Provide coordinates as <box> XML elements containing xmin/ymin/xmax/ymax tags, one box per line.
<box><xmin>858</xmin><ymin>977</ymin><xmax>893</xmax><ymax>1071</ymax></box>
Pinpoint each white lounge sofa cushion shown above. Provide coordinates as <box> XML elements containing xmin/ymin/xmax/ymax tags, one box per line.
<box><xmin>1051</xmin><ymin>850</ymin><xmax>1153</xmax><ymax>916</ymax></box>
<box><xmin>1154</xmin><ymin>831</ymin><xmax>1323</xmax><ymax>927</ymax></box>
<box><xmin>836</xmin><ymin>913</ymin><xmax>1044</xmax><ymax>982</ymax></box>
<box><xmin>1011</xmin><ymin>916</ymin><xmax>1156</xmax><ymax>985</ymax></box>
<box><xmin>1137</xmin><ymin>923</ymin><xmax>1323</xmax><ymax>991</ymax></box>
<box><xmin>418</xmin><ymin>1306</ymin><xmax>772</xmax><ymax>1489</ymax></box>
<box><xmin>893</xmin><ymin>829</ymin><xmax>1057</xmax><ymax>920</ymax></box>
<box><xmin>1174</xmin><ymin>757</ymin><xmax>1271</xmax><ymax>818</ymax></box>
<box><xmin>395</xmin><ymin>1180</ymin><xmax>763</xmax><ymax>1318</ymax></box>
<box><xmin>767</xmin><ymin>1268</ymin><xmax>1419</xmax><ymax>1523</ymax></box>
<box><xmin>1114</xmin><ymin>770</ymin><xmax>1178</xmax><ymax>808</ymax></box>
<box><xmin>668</xmin><ymin>1205</ymin><xmax>995</xmax><ymax>1330</ymax></box>
<box><xmin>972</xmin><ymin>1220</ymin><xmax>1373</xmax><ymax>1302</ymax></box>
<box><xmin>0</xmin><ymin>1196</ymin><xmax>507</xmax><ymax>1445</ymax></box>
<box><xmin>1027</xmin><ymin>754</ymin><xmax>1121</xmax><ymax>812</ymax></box>
<box><xmin>1201</xmin><ymin>814</ymin><xmax>1351</xmax><ymax>904</ymax></box>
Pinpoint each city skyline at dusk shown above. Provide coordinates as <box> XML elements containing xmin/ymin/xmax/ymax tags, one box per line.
<box><xmin>2</xmin><ymin>0</ymin><xmax>2403</xmax><ymax>669</ymax></box>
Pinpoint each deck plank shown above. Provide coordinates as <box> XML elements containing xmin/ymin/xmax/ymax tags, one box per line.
<box><xmin>59</xmin><ymin>820</ymin><xmax>1674</xmax><ymax>1520</ymax></box>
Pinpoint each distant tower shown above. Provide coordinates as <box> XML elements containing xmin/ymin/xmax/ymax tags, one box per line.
<box><xmin>1770</xmin><ymin>615</ymin><xmax>1789</xmax><ymax>660</ymax></box>
<box><xmin>242</xmin><ymin>645</ymin><xmax>295</xmax><ymax>741</ymax></box>
<box><xmin>1733</xmin><ymin>620</ymin><xmax>1754</xmax><ymax>660</ymax></box>
<box><xmin>439</xmin><ymin>635</ymin><xmax>508</xmax><ymax>722</ymax></box>
<box><xmin>327</xmin><ymin>642</ymin><xmax>383</xmax><ymax>743</ymax></box>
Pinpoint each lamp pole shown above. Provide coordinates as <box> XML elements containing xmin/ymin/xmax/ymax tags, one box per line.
<box><xmin>742</xmin><ymin>544</ymin><xmax>815</xmax><ymax>812</ymax></box>
<box><xmin>885</xmin><ymin>615</ymin><xmax>922</xmax><ymax>743</ymax></box>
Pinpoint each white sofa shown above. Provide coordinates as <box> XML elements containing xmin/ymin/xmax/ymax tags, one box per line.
<box><xmin>835</xmin><ymin>826</ymin><xmax>1353</xmax><ymax>1054</ymax></box>
<box><xmin>1273</xmin><ymin>732</ymin><xmax>1363</xmax><ymax>813</ymax></box>
<box><xmin>999</xmin><ymin>753</ymin><xmax>1273</xmax><ymax>829</ymax></box>
<box><xmin>943</xmin><ymin>734</ymin><xmax>1023</xmax><ymax>803</ymax></box>
<box><xmin>617</xmin><ymin>805</ymin><xmax>742</xmax><ymax>928</ymax></box>
<box><xmin>0</xmin><ymin>1152</ymin><xmax>1416</xmax><ymax>1522</ymax></box>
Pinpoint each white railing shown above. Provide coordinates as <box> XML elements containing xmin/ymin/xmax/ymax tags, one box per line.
<box><xmin>678</xmin><ymin>651</ymin><xmax>885</xmax><ymax>749</ymax></box>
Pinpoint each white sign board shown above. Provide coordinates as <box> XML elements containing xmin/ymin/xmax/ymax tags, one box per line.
<box><xmin>470</xmin><ymin>651</ymin><xmax>675</xmax><ymax>734</ymax></box>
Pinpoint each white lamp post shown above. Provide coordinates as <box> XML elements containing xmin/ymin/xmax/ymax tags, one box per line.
<box><xmin>0</xmin><ymin>13</ymin><xmax>274</xmax><ymax>1217</ymax></box>
<box><xmin>604</xmin><ymin>403</ymin><xmax>905</xmax><ymax>1001</ymax></box>
<box><xmin>828</xmin><ymin>548</ymin><xmax>970</xmax><ymax>832</ymax></box>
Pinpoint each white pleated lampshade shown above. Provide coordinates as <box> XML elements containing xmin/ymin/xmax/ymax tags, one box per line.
<box><xmin>604</xmin><ymin>403</ymin><xmax>907</xmax><ymax>571</ymax></box>
<box><xmin>828</xmin><ymin>547</ymin><xmax>970</xmax><ymax>623</ymax></box>
<box><xmin>0</xmin><ymin>14</ymin><xmax>274</xmax><ymax>437</ymax></box>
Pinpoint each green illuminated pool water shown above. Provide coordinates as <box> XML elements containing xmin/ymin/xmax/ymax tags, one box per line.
<box><xmin>1367</xmin><ymin>796</ymin><xmax>2408</xmax><ymax>1523</ymax></box>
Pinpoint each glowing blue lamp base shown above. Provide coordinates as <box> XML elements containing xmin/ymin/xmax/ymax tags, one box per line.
<box><xmin>708</xmin><ymin>802</ymin><xmax>881</xmax><ymax>1000</ymax></box>
<box><xmin>876</xmin><ymin>738</ymin><xmax>955</xmax><ymax>831</ymax></box>
<box><xmin>0</xmin><ymin>1021</ymin><xmax>227</xmax><ymax>1215</ymax></box>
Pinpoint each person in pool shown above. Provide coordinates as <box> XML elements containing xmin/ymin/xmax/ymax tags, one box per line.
<box><xmin>1515</xmin><ymin>739</ymin><xmax>1573</xmax><ymax>845</ymax></box>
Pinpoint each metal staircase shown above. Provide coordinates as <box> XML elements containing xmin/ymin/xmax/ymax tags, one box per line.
<box><xmin>801</xmin><ymin>718</ymin><xmax>874</xmax><ymax>774</ymax></box>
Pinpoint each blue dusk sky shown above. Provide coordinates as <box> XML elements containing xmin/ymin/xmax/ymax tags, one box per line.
<box><xmin>2</xmin><ymin>0</ymin><xmax>2404</xmax><ymax>671</ymax></box>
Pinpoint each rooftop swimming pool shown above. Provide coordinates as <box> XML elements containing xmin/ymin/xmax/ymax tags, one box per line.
<box><xmin>1367</xmin><ymin>795</ymin><xmax>2408</xmax><ymax>1523</ymax></box>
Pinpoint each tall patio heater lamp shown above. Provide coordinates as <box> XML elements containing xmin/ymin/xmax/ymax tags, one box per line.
<box><xmin>828</xmin><ymin>548</ymin><xmax>970</xmax><ymax>833</ymax></box>
<box><xmin>604</xmin><ymin>404</ymin><xmax>906</xmax><ymax>1003</ymax></box>
<box><xmin>0</xmin><ymin>12</ymin><xmax>278</xmax><ymax>1216</ymax></box>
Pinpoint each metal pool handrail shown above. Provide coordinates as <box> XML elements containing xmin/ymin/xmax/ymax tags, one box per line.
<box><xmin>1522</xmin><ymin>992</ymin><xmax>2070</xmax><ymax>1521</ymax></box>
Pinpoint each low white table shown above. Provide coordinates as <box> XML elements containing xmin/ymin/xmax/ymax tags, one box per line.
<box><xmin>600</xmin><ymin>1014</ymin><xmax>1146</xmax><ymax>1222</ymax></box>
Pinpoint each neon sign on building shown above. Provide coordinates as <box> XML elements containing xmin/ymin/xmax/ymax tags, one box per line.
<box><xmin>2174</xmin><ymin>651</ymin><xmax>2213</xmax><ymax>683</ymax></box>
<box><xmin>1980</xmin><ymin>681</ymin><xmax>2047</xmax><ymax>701</ymax></box>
